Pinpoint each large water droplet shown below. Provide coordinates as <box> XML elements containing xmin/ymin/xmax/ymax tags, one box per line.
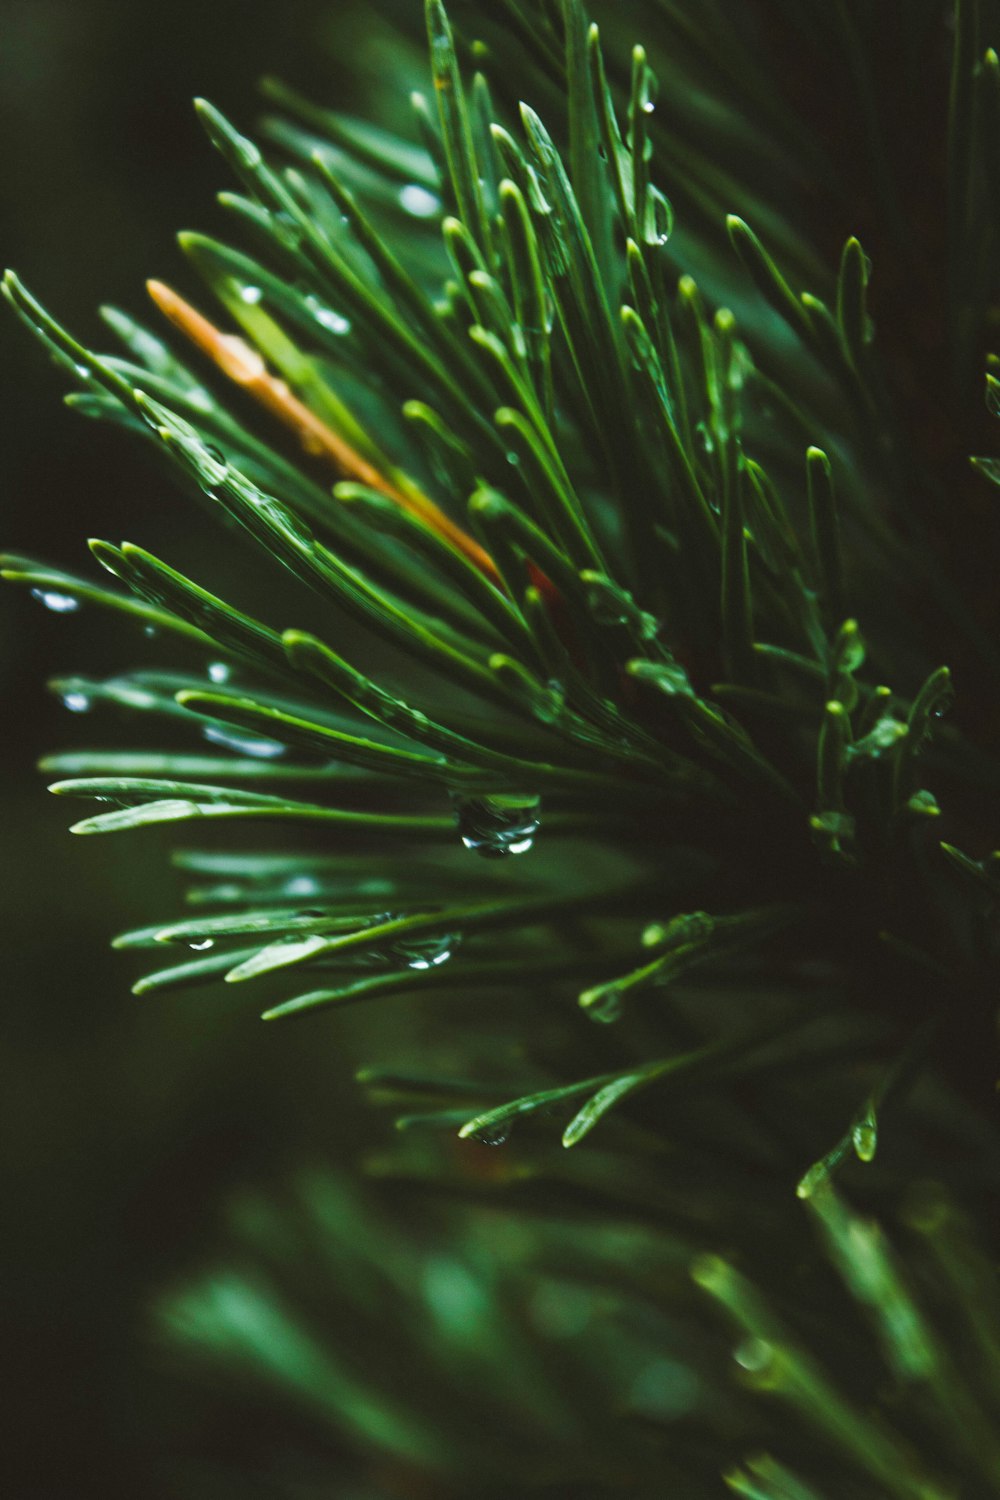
<box><xmin>399</xmin><ymin>183</ymin><xmax>440</xmax><ymax>218</ymax></box>
<box><xmin>62</xmin><ymin>691</ymin><xmax>92</xmax><ymax>714</ymax></box>
<box><xmin>188</xmin><ymin>938</ymin><xmax>215</xmax><ymax>951</ymax></box>
<box><xmin>31</xmin><ymin>589</ymin><xmax>80</xmax><ymax>614</ymax></box>
<box><xmin>284</xmin><ymin>874</ymin><xmax>319</xmax><ymax>898</ymax></box>
<box><xmin>644</xmin><ymin>187</ymin><xmax>673</xmax><ymax>248</ymax></box>
<box><xmin>452</xmin><ymin>793</ymin><xmax>541</xmax><ymax>859</ymax></box>
<box><xmin>238</xmin><ymin>284</ymin><xmax>263</xmax><ymax>305</ymax></box>
<box><xmin>852</xmin><ymin>715</ymin><xmax>905</xmax><ymax>760</ymax></box>
<box><xmin>304</xmin><ymin>294</ymin><xmax>351</xmax><ymax>336</ymax></box>
<box><xmin>733</xmin><ymin>1337</ymin><xmax>773</xmax><ymax>1375</ymax></box>
<box><xmin>207</xmin><ymin>662</ymin><xmax>231</xmax><ymax>685</ymax></box>
<box><xmin>852</xmin><ymin>1117</ymin><xmax>877</xmax><ymax>1162</ymax></box>
<box><xmin>361</xmin><ymin>913</ymin><xmax>460</xmax><ymax>971</ymax></box>
<box><xmin>396</xmin><ymin>932</ymin><xmax>457</xmax><ymax>970</ymax></box>
<box><xmin>199</xmin><ymin>444</ymin><xmax>230</xmax><ymax>485</ymax></box>
<box><xmin>202</xmin><ymin>724</ymin><xmax>285</xmax><ymax>759</ymax></box>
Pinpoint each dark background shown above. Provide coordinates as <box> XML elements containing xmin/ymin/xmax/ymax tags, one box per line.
<box><xmin>0</xmin><ymin>4</ymin><xmax>413</xmax><ymax>1493</ymax></box>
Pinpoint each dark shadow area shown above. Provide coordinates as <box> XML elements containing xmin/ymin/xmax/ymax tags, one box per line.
<box><xmin>0</xmin><ymin>4</ymin><xmax>390</xmax><ymax>1493</ymax></box>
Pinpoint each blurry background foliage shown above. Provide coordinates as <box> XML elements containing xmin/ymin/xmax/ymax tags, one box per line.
<box><xmin>0</xmin><ymin>3</ymin><xmax>405</xmax><ymax>1494</ymax></box>
<box><xmin>6</xmin><ymin>2</ymin><xmax>1000</xmax><ymax>1498</ymax></box>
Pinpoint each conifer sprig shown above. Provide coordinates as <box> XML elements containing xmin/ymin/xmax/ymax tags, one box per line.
<box><xmin>3</xmin><ymin>0</ymin><xmax>988</xmax><ymax>1161</ymax></box>
<box><xmin>8</xmin><ymin>0</ymin><xmax>1000</xmax><ymax>1491</ymax></box>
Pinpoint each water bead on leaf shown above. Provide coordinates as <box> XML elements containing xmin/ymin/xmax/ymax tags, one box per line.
<box><xmin>62</xmin><ymin>691</ymin><xmax>92</xmax><ymax>714</ymax></box>
<box><xmin>199</xmin><ymin>444</ymin><xmax>230</xmax><ymax>484</ymax></box>
<box><xmin>733</xmin><ymin>1337</ymin><xmax>774</xmax><ymax>1375</ymax></box>
<box><xmin>395</xmin><ymin>933</ymin><xmax>457</xmax><ymax>970</ymax></box>
<box><xmin>398</xmin><ymin>183</ymin><xmax>440</xmax><ymax>218</ymax></box>
<box><xmin>580</xmin><ymin>983</ymin><xmax>624</xmax><ymax>1024</ymax></box>
<box><xmin>303</xmin><ymin>294</ymin><xmax>351</xmax><ymax>336</ymax></box>
<box><xmin>532</xmin><ymin>680</ymin><xmax>565</xmax><ymax>726</ymax></box>
<box><xmin>202</xmin><ymin>724</ymin><xmax>286</xmax><ymax>759</ymax></box>
<box><xmin>451</xmin><ymin>792</ymin><xmax>541</xmax><ymax>859</ymax></box>
<box><xmin>361</xmin><ymin>914</ymin><xmax>461</xmax><ymax>971</ymax></box>
<box><xmin>31</xmin><ymin>589</ymin><xmax>80</xmax><ymax>614</ymax></box>
<box><xmin>850</xmin><ymin>716</ymin><xmax>907</xmax><ymax>759</ymax></box>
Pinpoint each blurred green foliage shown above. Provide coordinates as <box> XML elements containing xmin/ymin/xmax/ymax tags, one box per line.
<box><xmin>0</xmin><ymin>4</ymin><xmax>390</xmax><ymax>1494</ymax></box>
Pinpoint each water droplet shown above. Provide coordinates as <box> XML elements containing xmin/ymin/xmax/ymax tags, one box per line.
<box><xmin>207</xmin><ymin>662</ymin><xmax>231</xmax><ymax>685</ymax></box>
<box><xmin>534</xmin><ymin>680</ymin><xmax>565</xmax><ymax>726</ymax></box>
<box><xmin>188</xmin><ymin>938</ymin><xmax>215</xmax><ymax>951</ymax></box>
<box><xmin>452</xmin><ymin>793</ymin><xmax>541</xmax><ymax>859</ymax></box>
<box><xmin>284</xmin><ymin>874</ymin><xmax>319</xmax><ymax>898</ymax></box>
<box><xmin>202</xmin><ymin>442</ymin><xmax>229</xmax><ymax>474</ymax></box>
<box><xmin>852</xmin><ymin>1119</ymin><xmax>877</xmax><ymax>1162</ymax></box>
<box><xmin>253</xmin><ymin>494</ymin><xmax>316</xmax><ymax>551</ymax></box>
<box><xmin>583</xmin><ymin>985</ymin><xmax>624</xmax><ymax>1024</ymax></box>
<box><xmin>505</xmin><ymin>448</ymin><xmax>521</xmax><ymax>466</ymax></box>
<box><xmin>472</xmin><ymin>1124</ymin><xmax>510</xmax><ymax>1146</ymax></box>
<box><xmin>238</xmin><ymin>284</ymin><xmax>263</xmax><ymax>304</ymax></box>
<box><xmin>644</xmin><ymin>187</ymin><xmax>673</xmax><ymax>247</ymax></box>
<box><xmin>398</xmin><ymin>183</ymin><xmax>440</xmax><ymax>218</ymax></box>
<box><xmin>143</xmin><ymin>624</ymin><xmax>158</xmax><ymax>638</ymax></box>
<box><xmin>930</xmin><ymin>690</ymin><xmax>955</xmax><ymax>720</ymax></box>
<box><xmin>304</xmin><ymin>294</ymin><xmax>351</xmax><ymax>336</ymax></box>
<box><xmin>73</xmin><ymin>363</ymin><xmax>91</xmax><ymax>381</ymax></box>
<box><xmin>62</xmin><ymin>691</ymin><xmax>92</xmax><ymax>714</ymax></box>
<box><xmin>31</xmin><ymin>589</ymin><xmax>80</xmax><ymax>614</ymax></box>
<box><xmin>202</xmin><ymin>724</ymin><xmax>285</xmax><ymax>759</ymax></box>
<box><xmin>733</xmin><ymin>1337</ymin><xmax>773</xmax><ymax>1374</ymax></box>
<box><xmin>352</xmin><ymin>913</ymin><xmax>461</xmax><ymax>971</ymax></box>
<box><xmin>397</xmin><ymin>933</ymin><xmax>456</xmax><ymax>970</ymax></box>
<box><xmin>853</xmin><ymin>716</ymin><xmax>905</xmax><ymax>759</ymax></box>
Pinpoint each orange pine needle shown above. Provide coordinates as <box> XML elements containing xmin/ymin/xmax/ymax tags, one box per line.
<box><xmin>146</xmin><ymin>280</ymin><xmax>500</xmax><ymax>585</ymax></box>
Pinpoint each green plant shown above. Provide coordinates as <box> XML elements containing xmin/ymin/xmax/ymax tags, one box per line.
<box><xmin>8</xmin><ymin>1</ymin><xmax>1000</xmax><ymax>1493</ymax></box>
